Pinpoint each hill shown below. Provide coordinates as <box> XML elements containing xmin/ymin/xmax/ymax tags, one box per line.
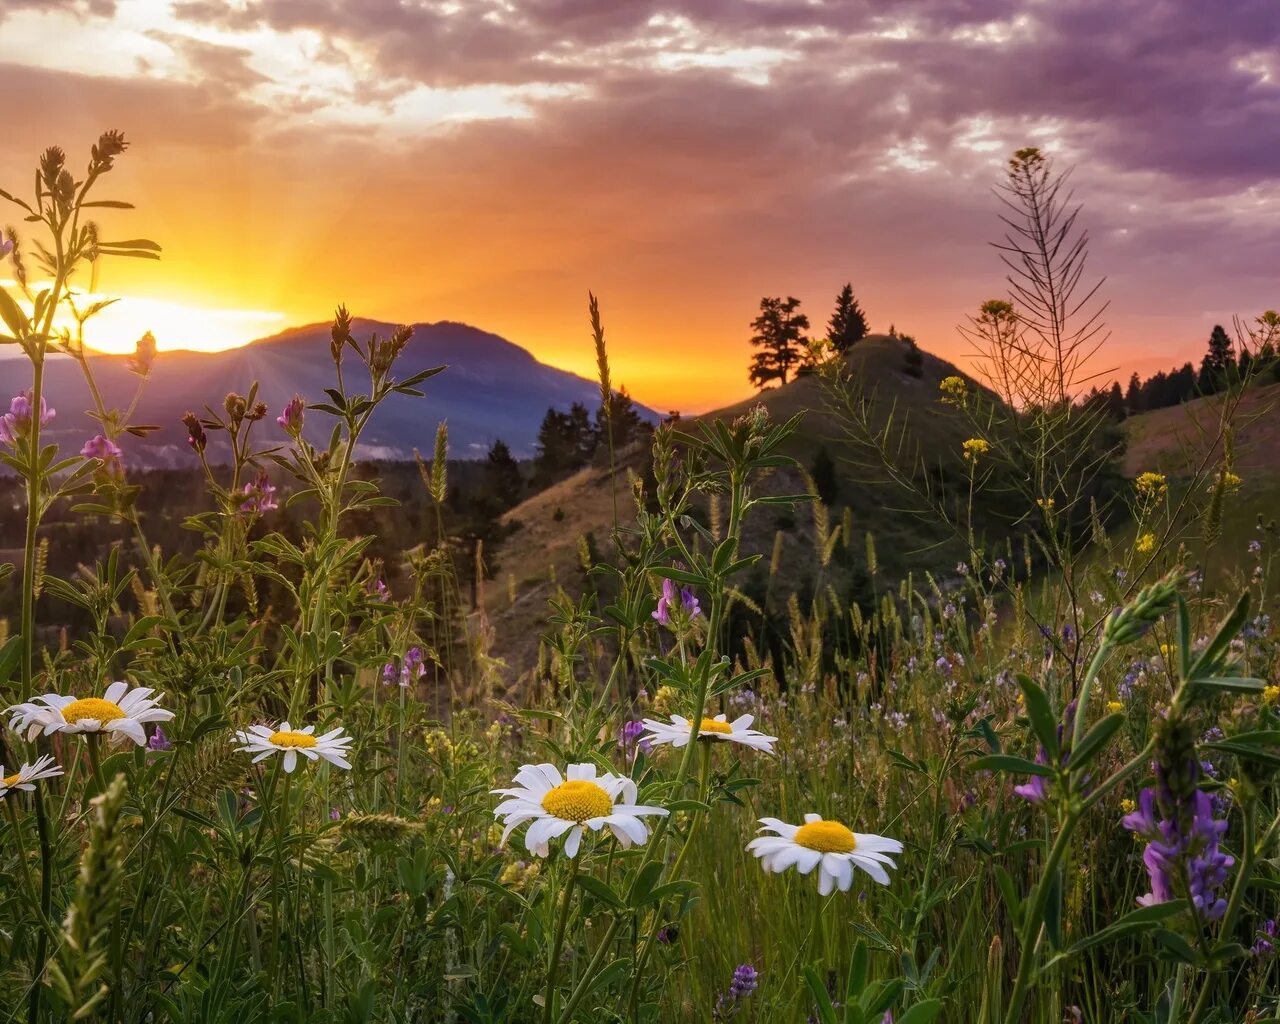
<box><xmin>12</xmin><ymin>319</ymin><xmax>658</xmax><ymax>466</ymax></box>
<box><xmin>480</xmin><ymin>334</ymin><xmax>989</xmax><ymax>676</ymax></box>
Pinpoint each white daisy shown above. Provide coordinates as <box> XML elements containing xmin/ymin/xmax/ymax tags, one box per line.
<box><xmin>7</xmin><ymin>681</ymin><xmax>175</xmax><ymax>746</ymax></box>
<box><xmin>747</xmin><ymin>813</ymin><xmax>903</xmax><ymax>895</ymax></box>
<box><xmin>493</xmin><ymin>762</ymin><xmax>669</xmax><ymax>858</ymax></box>
<box><xmin>640</xmin><ymin>713</ymin><xmax>777</xmax><ymax>753</ymax></box>
<box><xmin>0</xmin><ymin>754</ymin><xmax>64</xmax><ymax>797</ymax></box>
<box><xmin>234</xmin><ymin>722</ymin><xmax>353</xmax><ymax>773</ymax></box>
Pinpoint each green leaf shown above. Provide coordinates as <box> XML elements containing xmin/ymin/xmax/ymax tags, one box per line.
<box><xmin>971</xmin><ymin>754</ymin><xmax>1051</xmax><ymax>777</ymax></box>
<box><xmin>1205</xmin><ymin>740</ymin><xmax>1280</xmax><ymax>770</ymax></box>
<box><xmin>1190</xmin><ymin>590</ymin><xmax>1250</xmax><ymax>679</ymax></box>
<box><xmin>1068</xmin><ymin>713</ymin><xmax>1124</xmax><ymax>771</ymax></box>
<box><xmin>1015</xmin><ymin>674</ymin><xmax>1059</xmax><ymax>759</ymax></box>
<box><xmin>802</xmin><ymin>967</ymin><xmax>838</xmax><ymax>1024</ymax></box>
<box><xmin>1191</xmin><ymin>676</ymin><xmax>1267</xmax><ymax>695</ymax></box>
<box><xmin>1063</xmin><ymin>900</ymin><xmax>1189</xmax><ymax>956</ymax></box>
<box><xmin>575</xmin><ymin>874</ymin><xmax>626</xmax><ymax>910</ymax></box>
<box><xmin>0</xmin><ymin>286</ymin><xmax>30</xmax><ymax>339</ymax></box>
<box><xmin>898</xmin><ymin>1000</ymin><xmax>945</xmax><ymax>1024</ymax></box>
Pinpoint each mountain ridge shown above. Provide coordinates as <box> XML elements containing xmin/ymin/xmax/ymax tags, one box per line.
<box><xmin>5</xmin><ymin>318</ymin><xmax>658</xmax><ymax>465</ymax></box>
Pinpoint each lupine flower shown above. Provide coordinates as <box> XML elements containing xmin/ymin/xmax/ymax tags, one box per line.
<box><xmin>619</xmin><ymin>718</ymin><xmax>649</xmax><ymax>756</ymax></box>
<box><xmin>492</xmin><ymin>762</ymin><xmax>668</xmax><ymax>858</ymax></box>
<box><xmin>234</xmin><ymin>722</ymin><xmax>354</xmax><ymax>773</ymax></box>
<box><xmin>729</xmin><ymin>964</ymin><xmax>758</xmax><ymax>998</ymax></box>
<box><xmin>1121</xmin><ymin>718</ymin><xmax>1234</xmax><ymax>920</ymax></box>
<box><xmin>1253</xmin><ymin>919</ymin><xmax>1277</xmax><ymax>957</ymax></box>
<box><xmin>747</xmin><ymin>814</ymin><xmax>903</xmax><ymax>894</ymax></box>
<box><xmin>381</xmin><ymin>662</ymin><xmax>398</xmax><ymax>686</ymax></box>
<box><xmin>399</xmin><ymin>646</ymin><xmax>426</xmax><ymax>687</ymax></box>
<box><xmin>240</xmin><ymin>469</ymin><xmax>278</xmax><ymax>514</ymax></box>
<box><xmin>1012</xmin><ymin>749</ymin><xmax>1050</xmax><ymax>805</ymax></box>
<box><xmin>8</xmin><ymin>682</ymin><xmax>174</xmax><ymax>746</ymax></box>
<box><xmin>147</xmin><ymin>725</ymin><xmax>173</xmax><ymax>752</ymax></box>
<box><xmin>81</xmin><ymin>434</ymin><xmax>124</xmax><ymax>472</ymax></box>
<box><xmin>640</xmin><ymin>713</ymin><xmax>776</xmax><ymax>753</ymax></box>
<box><xmin>653</xmin><ymin>577</ymin><xmax>700</xmax><ymax>626</ymax></box>
<box><xmin>277</xmin><ymin>394</ymin><xmax>305</xmax><ymax>434</ymax></box>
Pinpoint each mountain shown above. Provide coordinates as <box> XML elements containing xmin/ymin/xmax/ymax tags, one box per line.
<box><xmin>10</xmin><ymin>319</ymin><xmax>657</xmax><ymax>466</ymax></box>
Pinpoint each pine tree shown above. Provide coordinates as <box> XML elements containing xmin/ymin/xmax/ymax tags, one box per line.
<box><xmin>595</xmin><ymin>386</ymin><xmax>650</xmax><ymax>449</ymax></box>
<box><xmin>1198</xmin><ymin>324</ymin><xmax>1235</xmax><ymax>394</ymax></box>
<box><xmin>485</xmin><ymin>439</ymin><xmax>523</xmax><ymax>510</ymax></box>
<box><xmin>748</xmin><ymin>296</ymin><xmax>809</xmax><ymax>389</ymax></box>
<box><xmin>827</xmin><ymin>283</ymin><xmax>869</xmax><ymax>350</ymax></box>
<box><xmin>1125</xmin><ymin>371</ymin><xmax>1142</xmax><ymax>413</ymax></box>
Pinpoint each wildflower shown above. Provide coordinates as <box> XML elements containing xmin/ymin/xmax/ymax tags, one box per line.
<box><xmin>1121</xmin><ymin>718</ymin><xmax>1234</xmax><ymax>920</ymax></box>
<box><xmin>370</xmin><ymin>577</ymin><xmax>390</xmax><ymax>601</ymax></box>
<box><xmin>8</xmin><ymin>682</ymin><xmax>174</xmax><ymax>746</ymax></box>
<box><xmin>0</xmin><ymin>391</ymin><xmax>55</xmax><ymax>446</ymax></box>
<box><xmin>652</xmin><ymin>685</ymin><xmax>678</xmax><ymax>715</ymax></box>
<box><xmin>1037</xmin><ymin>497</ymin><xmax>1056</xmax><ymax>512</ymax></box>
<box><xmin>653</xmin><ymin>577</ymin><xmax>701</xmax><ymax>627</ymax></box>
<box><xmin>640</xmin><ymin>713</ymin><xmax>777</xmax><ymax>753</ymax></box>
<box><xmin>961</xmin><ymin>437</ymin><xmax>990</xmax><ymax>461</ymax></box>
<box><xmin>147</xmin><ymin>726</ymin><xmax>173</xmax><ymax>752</ymax></box>
<box><xmin>1263</xmin><ymin>684</ymin><xmax>1280</xmax><ymax>706</ymax></box>
<box><xmin>81</xmin><ymin>434</ymin><xmax>124</xmax><ymax>472</ymax></box>
<box><xmin>716</xmin><ymin>964</ymin><xmax>759</xmax><ymax>1016</ymax></box>
<box><xmin>1106</xmin><ymin>701</ymin><xmax>1124</xmax><ymax>714</ymax></box>
<box><xmin>1222</xmin><ymin>471</ymin><xmax>1243</xmax><ymax>490</ymax></box>
<box><xmin>0</xmin><ymin>238</ymin><xmax>11</xmax><ymax>259</ymax></box>
<box><xmin>1135</xmin><ymin>472</ymin><xmax>1168</xmax><ymax>500</ymax></box>
<box><xmin>1120</xmin><ymin>798</ymin><xmax>1136</xmax><ymax>815</ymax></box>
<box><xmin>128</xmin><ymin>331</ymin><xmax>157</xmax><ymax>376</ymax></box>
<box><xmin>747</xmin><ymin>814</ymin><xmax>903</xmax><ymax>894</ymax></box>
<box><xmin>939</xmin><ymin>375</ymin><xmax>967</xmax><ymax>405</ymax></box>
<box><xmin>492</xmin><ymin>762</ymin><xmax>668</xmax><ymax>858</ymax></box>
<box><xmin>1248</xmin><ymin>539</ymin><xmax>1262</xmax><ymax>555</ymax></box>
<box><xmin>395</xmin><ymin>646</ymin><xmax>427</xmax><ymax>687</ymax></box>
<box><xmin>277</xmin><ymin>394</ymin><xmax>305</xmax><ymax>435</ymax></box>
<box><xmin>182</xmin><ymin>411</ymin><xmax>207</xmax><ymax>453</ymax></box>
<box><xmin>1135</xmin><ymin>533</ymin><xmax>1156</xmax><ymax>555</ymax></box>
<box><xmin>234</xmin><ymin>722</ymin><xmax>354</xmax><ymax>773</ymax></box>
<box><xmin>1253</xmin><ymin>919</ymin><xmax>1277</xmax><ymax>958</ymax></box>
<box><xmin>0</xmin><ymin>754</ymin><xmax>63</xmax><ymax>797</ymax></box>
<box><xmin>240</xmin><ymin>469</ymin><xmax>278</xmax><ymax>514</ymax></box>
<box><xmin>1012</xmin><ymin>749</ymin><xmax>1050</xmax><ymax>805</ymax></box>
<box><xmin>656</xmin><ymin>925</ymin><xmax>679</xmax><ymax>944</ymax></box>
<box><xmin>619</xmin><ymin>718</ymin><xmax>649</xmax><ymax>755</ymax></box>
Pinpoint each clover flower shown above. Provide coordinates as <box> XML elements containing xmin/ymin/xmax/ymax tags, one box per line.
<box><xmin>81</xmin><ymin>434</ymin><xmax>124</xmax><ymax>473</ymax></box>
<box><xmin>277</xmin><ymin>394</ymin><xmax>305</xmax><ymax>435</ymax></box>
<box><xmin>240</xmin><ymin>469</ymin><xmax>278</xmax><ymax>514</ymax></box>
<box><xmin>653</xmin><ymin>578</ymin><xmax>700</xmax><ymax>626</ymax></box>
<box><xmin>0</xmin><ymin>391</ymin><xmax>55</xmax><ymax>446</ymax></box>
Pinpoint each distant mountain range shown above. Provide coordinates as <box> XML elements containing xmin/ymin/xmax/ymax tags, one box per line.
<box><xmin>9</xmin><ymin>320</ymin><xmax>657</xmax><ymax>466</ymax></box>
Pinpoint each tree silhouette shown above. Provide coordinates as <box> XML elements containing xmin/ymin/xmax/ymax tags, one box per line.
<box><xmin>485</xmin><ymin>439</ymin><xmax>523</xmax><ymax>510</ymax></box>
<box><xmin>748</xmin><ymin>296</ymin><xmax>809</xmax><ymax>389</ymax></box>
<box><xmin>827</xmin><ymin>283</ymin><xmax>869</xmax><ymax>350</ymax></box>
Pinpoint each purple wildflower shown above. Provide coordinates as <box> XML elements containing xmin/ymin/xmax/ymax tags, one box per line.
<box><xmin>653</xmin><ymin>578</ymin><xmax>701</xmax><ymax>627</ymax></box>
<box><xmin>1</xmin><ymin>391</ymin><xmax>55</xmax><ymax>446</ymax></box>
<box><xmin>400</xmin><ymin>646</ymin><xmax>426</xmax><ymax>687</ymax></box>
<box><xmin>1253</xmin><ymin>919</ymin><xmax>1277</xmax><ymax>958</ymax></box>
<box><xmin>240</xmin><ymin>469</ymin><xmax>278</xmax><ymax>514</ymax></box>
<box><xmin>147</xmin><ymin>726</ymin><xmax>172</xmax><ymax>752</ymax></box>
<box><xmin>715</xmin><ymin>964</ymin><xmax>758</xmax><ymax>1017</ymax></box>
<box><xmin>277</xmin><ymin>394</ymin><xmax>305</xmax><ymax>434</ymax></box>
<box><xmin>80</xmin><ymin>434</ymin><xmax>123</xmax><ymax>473</ymax></box>
<box><xmin>619</xmin><ymin>719</ymin><xmax>651</xmax><ymax>758</ymax></box>
<box><xmin>1013</xmin><ymin>748</ymin><xmax>1050</xmax><ymax>805</ymax></box>
<box><xmin>656</xmin><ymin>925</ymin><xmax>678</xmax><ymax>944</ymax></box>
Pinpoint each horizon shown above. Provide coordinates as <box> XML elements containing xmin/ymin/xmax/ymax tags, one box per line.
<box><xmin>2</xmin><ymin>1</ymin><xmax>1278</xmax><ymax>413</ymax></box>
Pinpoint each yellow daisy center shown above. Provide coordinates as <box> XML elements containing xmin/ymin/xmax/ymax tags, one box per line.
<box><xmin>541</xmin><ymin>779</ymin><xmax>613</xmax><ymax>822</ymax></box>
<box><xmin>698</xmin><ymin>718</ymin><xmax>733</xmax><ymax>735</ymax></box>
<box><xmin>2</xmin><ymin>773</ymin><xmax>20</xmax><ymax>788</ymax></box>
<box><xmin>62</xmin><ymin>698</ymin><xmax>126</xmax><ymax>725</ymax></box>
<box><xmin>794</xmin><ymin>819</ymin><xmax>858</xmax><ymax>854</ymax></box>
<box><xmin>269</xmin><ymin>730</ymin><xmax>318</xmax><ymax>748</ymax></box>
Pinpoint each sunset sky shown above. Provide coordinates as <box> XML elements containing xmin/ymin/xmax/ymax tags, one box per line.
<box><xmin>1</xmin><ymin>0</ymin><xmax>1277</xmax><ymax>413</ymax></box>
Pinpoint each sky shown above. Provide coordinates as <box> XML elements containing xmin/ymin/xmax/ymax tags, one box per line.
<box><xmin>1</xmin><ymin>0</ymin><xmax>1278</xmax><ymax>413</ymax></box>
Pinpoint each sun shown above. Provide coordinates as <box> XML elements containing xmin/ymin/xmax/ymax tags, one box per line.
<box><xmin>2</xmin><ymin>282</ymin><xmax>286</xmax><ymax>354</ymax></box>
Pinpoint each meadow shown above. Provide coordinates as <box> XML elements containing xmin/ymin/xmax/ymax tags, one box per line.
<box><xmin>1</xmin><ymin>135</ymin><xmax>1278</xmax><ymax>1024</ymax></box>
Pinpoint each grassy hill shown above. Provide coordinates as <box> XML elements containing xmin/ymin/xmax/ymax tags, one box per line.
<box><xmin>478</xmin><ymin>335</ymin><xmax>989</xmax><ymax>676</ymax></box>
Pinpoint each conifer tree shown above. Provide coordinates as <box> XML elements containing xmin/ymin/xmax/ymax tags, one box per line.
<box><xmin>748</xmin><ymin>296</ymin><xmax>809</xmax><ymax>389</ymax></box>
<box><xmin>827</xmin><ymin>283</ymin><xmax>869</xmax><ymax>350</ymax></box>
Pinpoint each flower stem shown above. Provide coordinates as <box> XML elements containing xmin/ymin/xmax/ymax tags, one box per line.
<box><xmin>543</xmin><ymin>853</ymin><xmax>580</xmax><ymax>1024</ymax></box>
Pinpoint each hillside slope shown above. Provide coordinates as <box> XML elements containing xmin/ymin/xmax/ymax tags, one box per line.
<box><xmin>480</xmin><ymin>335</ymin><xmax>986</xmax><ymax>675</ymax></box>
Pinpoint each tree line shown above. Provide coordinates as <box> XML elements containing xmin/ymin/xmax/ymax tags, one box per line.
<box><xmin>747</xmin><ymin>283</ymin><xmax>870</xmax><ymax>389</ymax></box>
<box><xmin>1080</xmin><ymin>319</ymin><xmax>1280</xmax><ymax>419</ymax></box>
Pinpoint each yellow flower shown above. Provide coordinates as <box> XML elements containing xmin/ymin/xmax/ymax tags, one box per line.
<box><xmin>962</xmin><ymin>437</ymin><xmax>990</xmax><ymax>461</ymax></box>
<box><xmin>1106</xmin><ymin>701</ymin><xmax>1124</xmax><ymax>714</ymax></box>
<box><xmin>652</xmin><ymin>685</ymin><xmax>679</xmax><ymax>715</ymax></box>
<box><xmin>1263</xmin><ymin>684</ymin><xmax>1280</xmax><ymax>706</ymax></box>
<box><xmin>1134</xmin><ymin>472</ymin><xmax>1167</xmax><ymax>499</ymax></box>
<box><xmin>1120</xmin><ymin>798</ymin><xmax>1136</xmax><ymax>815</ymax></box>
<box><xmin>939</xmin><ymin>376</ymin><xmax>968</xmax><ymax>406</ymax></box>
<box><xmin>1135</xmin><ymin>533</ymin><xmax>1156</xmax><ymax>555</ymax></box>
<box><xmin>1212</xmin><ymin>471</ymin><xmax>1244</xmax><ymax>492</ymax></box>
<box><xmin>1037</xmin><ymin>497</ymin><xmax>1056</xmax><ymax>512</ymax></box>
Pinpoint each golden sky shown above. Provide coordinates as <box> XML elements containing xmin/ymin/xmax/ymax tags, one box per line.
<box><xmin>2</xmin><ymin>0</ymin><xmax>1278</xmax><ymax>412</ymax></box>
